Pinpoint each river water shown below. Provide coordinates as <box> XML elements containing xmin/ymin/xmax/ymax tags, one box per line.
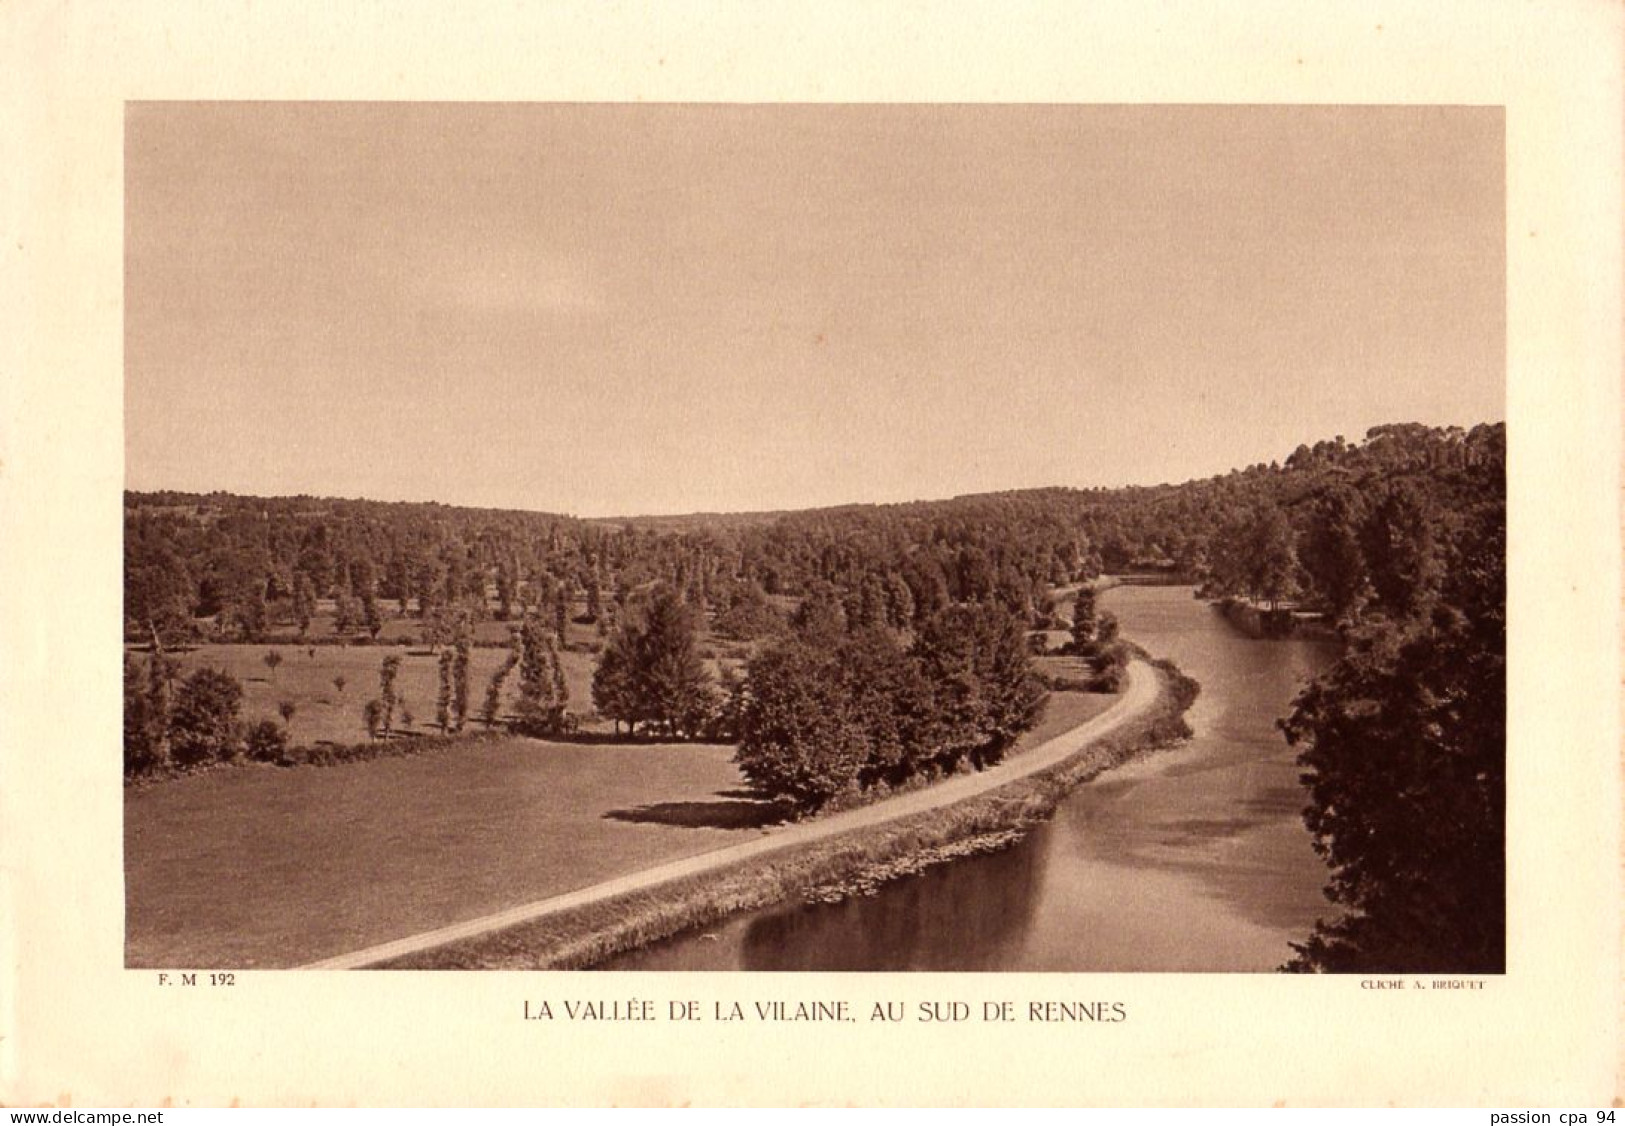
<box><xmin>602</xmin><ymin>585</ymin><xmax>1336</xmax><ymax>972</ymax></box>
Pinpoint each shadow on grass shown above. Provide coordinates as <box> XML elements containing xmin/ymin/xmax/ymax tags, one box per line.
<box><xmin>604</xmin><ymin>793</ymin><xmax>790</xmax><ymax>831</ymax></box>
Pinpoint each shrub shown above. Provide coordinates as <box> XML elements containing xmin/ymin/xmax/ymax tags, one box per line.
<box><xmin>1084</xmin><ymin>641</ymin><xmax>1130</xmax><ymax>693</ymax></box>
<box><xmin>168</xmin><ymin>667</ymin><xmax>244</xmax><ymax>765</ymax></box>
<box><xmin>245</xmin><ymin>719</ymin><xmax>290</xmax><ymax>763</ymax></box>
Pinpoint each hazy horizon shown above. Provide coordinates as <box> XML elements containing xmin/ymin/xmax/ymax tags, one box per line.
<box><xmin>126</xmin><ymin>103</ymin><xmax>1504</xmax><ymax>518</ymax></box>
<box><xmin>123</xmin><ymin>413</ymin><xmax>1504</xmax><ymax>521</ymax></box>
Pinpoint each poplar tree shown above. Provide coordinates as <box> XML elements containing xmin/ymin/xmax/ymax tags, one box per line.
<box><xmin>451</xmin><ymin>630</ymin><xmax>472</xmax><ymax>731</ymax></box>
<box><xmin>379</xmin><ymin>654</ymin><xmax>402</xmax><ymax>736</ymax></box>
<box><xmin>585</xmin><ymin>562</ymin><xmax>603</xmax><ymax>622</ymax></box>
<box><xmin>549</xmin><ymin>640</ymin><xmax>568</xmax><ymax>709</ymax></box>
<box><xmin>482</xmin><ymin>646</ymin><xmax>519</xmax><ymax>729</ymax></box>
<box><xmin>553</xmin><ymin>584</ymin><xmax>569</xmax><ymax>643</ymax></box>
<box><xmin>515</xmin><ymin>617</ymin><xmax>563</xmax><ymax>734</ymax></box>
<box><xmin>293</xmin><ymin>575</ymin><xmax>317</xmax><ymax>638</ymax></box>
<box><xmin>1070</xmin><ymin>587</ymin><xmax>1099</xmax><ymax>655</ymax></box>
<box><xmin>436</xmin><ymin>649</ymin><xmax>454</xmax><ymax>732</ymax></box>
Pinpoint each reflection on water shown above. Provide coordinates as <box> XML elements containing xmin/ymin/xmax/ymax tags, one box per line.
<box><xmin>738</xmin><ymin>842</ymin><xmax>1047</xmax><ymax>971</ymax></box>
<box><xmin>603</xmin><ymin>586</ymin><xmax>1336</xmax><ymax>972</ymax></box>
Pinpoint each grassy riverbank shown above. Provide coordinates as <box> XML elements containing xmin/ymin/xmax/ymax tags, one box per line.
<box><xmin>378</xmin><ymin>657</ymin><xmax>1200</xmax><ymax>970</ymax></box>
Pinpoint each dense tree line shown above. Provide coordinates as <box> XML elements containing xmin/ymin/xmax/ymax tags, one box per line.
<box><xmin>125</xmin><ymin>424</ymin><xmax>1503</xmax><ymax>650</ymax></box>
<box><xmin>1264</xmin><ymin>434</ymin><xmax>1506</xmax><ymax>972</ymax></box>
<box><xmin>734</xmin><ymin>600</ymin><xmax>1044</xmax><ymax>813</ymax></box>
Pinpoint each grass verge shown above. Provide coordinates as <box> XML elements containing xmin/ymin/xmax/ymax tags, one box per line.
<box><xmin>377</xmin><ymin>657</ymin><xmax>1201</xmax><ymax>970</ymax></box>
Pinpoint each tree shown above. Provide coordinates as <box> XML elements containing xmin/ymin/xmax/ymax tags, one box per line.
<box><xmin>1030</xmin><ymin>579</ymin><xmax>1056</xmax><ymax>629</ymax></box>
<box><xmin>333</xmin><ymin>592</ymin><xmax>358</xmax><ymax>636</ymax></box>
<box><xmin>1283</xmin><ymin>500</ymin><xmax>1504</xmax><ymax>973</ymax></box>
<box><xmin>790</xmin><ymin>582</ymin><xmax>847</xmax><ymax>646</ymax></box>
<box><xmin>263</xmin><ymin>649</ymin><xmax>283</xmax><ymax>680</ymax></box>
<box><xmin>913</xmin><ymin>603</ymin><xmax>1046</xmax><ymax>772</ymax></box>
<box><xmin>495</xmin><ymin>561</ymin><xmax>517</xmax><ymax>621</ymax></box>
<box><xmin>124</xmin><ymin>653</ymin><xmax>167</xmax><ymax>775</ymax></box>
<box><xmin>197</xmin><ymin>549</ymin><xmax>269</xmax><ymax>641</ymax></box>
<box><xmin>591</xmin><ymin>585</ymin><xmax>715</xmax><ymax>737</ymax></box>
<box><xmin>585</xmin><ymin>562</ymin><xmax>603</xmax><ymax>622</ymax></box>
<box><xmin>436</xmin><ymin>649</ymin><xmax>454</xmax><ymax>732</ymax></box>
<box><xmin>553</xmin><ymin>584</ymin><xmax>570</xmax><ymax>642</ymax></box>
<box><xmin>711</xmin><ymin>581</ymin><xmax>786</xmax><ymax>641</ymax></box>
<box><xmin>841</xmin><ymin>627</ymin><xmax>936</xmax><ymax>789</ymax></box>
<box><xmin>1097</xmin><ymin>612</ymin><xmax>1119</xmax><ymax>646</ymax></box>
<box><xmin>710</xmin><ymin>663</ymin><xmax>748</xmax><ymax>742</ymax></box>
<box><xmin>168</xmin><ymin>667</ymin><xmax>244</xmax><ymax>766</ymax></box>
<box><xmin>1299</xmin><ymin>487</ymin><xmax>1370</xmax><ymax>623</ymax></box>
<box><xmin>734</xmin><ymin>639</ymin><xmax>868</xmax><ymax>811</ymax></box>
<box><xmin>549</xmin><ymin>642</ymin><xmax>568</xmax><ymax>712</ymax></box>
<box><xmin>884</xmin><ymin>573</ymin><xmax>916</xmax><ymax>629</ymax></box>
<box><xmin>145</xmin><ymin>638</ymin><xmax>177</xmax><ymax>748</ymax></box>
<box><xmin>363</xmin><ymin>698</ymin><xmax>385</xmax><ymax>740</ymax></box>
<box><xmin>482</xmin><ymin>645</ymin><xmax>519</xmax><ymax>729</ymax></box>
<box><xmin>848</xmin><ymin>574</ymin><xmax>890</xmax><ymax>630</ymax></box>
<box><xmin>413</xmin><ymin>559</ymin><xmax>443</xmax><ymax>619</ymax></box>
<box><xmin>423</xmin><ymin>605</ymin><xmax>451</xmax><ymax>653</ymax></box>
<box><xmin>125</xmin><ymin>547</ymin><xmax>195</xmax><ymax>646</ymax></box>
<box><xmin>332</xmin><ymin>674</ymin><xmax>347</xmax><ymax>696</ymax></box>
<box><xmin>633</xmin><ymin>586</ymin><xmax>715</xmax><ymax>735</ymax></box>
<box><xmin>515</xmin><ymin>617</ymin><xmax>565</xmax><ymax>734</ymax></box>
<box><xmin>292</xmin><ymin>575</ymin><xmax>317</xmax><ymax>638</ymax></box>
<box><xmin>591</xmin><ymin>633</ymin><xmax>640</xmax><ymax>735</ymax></box>
<box><xmin>378</xmin><ymin>654</ymin><xmax>402</xmax><ymax>736</ymax></box>
<box><xmin>736</xmin><ymin>625</ymin><xmax>966</xmax><ymax>811</ymax></box>
<box><xmin>451</xmin><ymin>631</ymin><xmax>472</xmax><ymax>731</ymax></box>
<box><xmin>1361</xmin><ymin>481</ymin><xmax>1443</xmax><ymax>620</ymax></box>
<box><xmin>277</xmin><ymin>700</ymin><xmax>297</xmax><ymax>728</ymax></box>
<box><xmin>1070</xmin><ymin>587</ymin><xmax>1099</xmax><ymax>654</ymax></box>
<box><xmin>1245</xmin><ymin>506</ymin><xmax>1300</xmax><ymax>610</ymax></box>
<box><xmin>386</xmin><ymin>549</ymin><xmax>413</xmax><ymax>613</ymax></box>
<box><xmin>362</xmin><ymin>588</ymin><xmax>384</xmax><ymax>640</ymax></box>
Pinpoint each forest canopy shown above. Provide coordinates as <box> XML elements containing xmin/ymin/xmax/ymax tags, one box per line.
<box><xmin>125</xmin><ymin>422</ymin><xmax>1503</xmax><ymax>648</ymax></box>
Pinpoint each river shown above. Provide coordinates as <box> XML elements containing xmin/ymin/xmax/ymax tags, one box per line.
<box><xmin>601</xmin><ymin>585</ymin><xmax>1337</xmax><ymax>972</ymax></box>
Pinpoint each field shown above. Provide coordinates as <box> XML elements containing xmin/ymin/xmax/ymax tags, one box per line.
<box><xmin>132</xmin><ymin>606</ymin><xmax>750</xmax><ymax>745</ymax></box>
<box><xmin>125</xmin><ymin>735</ymin><xmax>760</xmax><ymax>967</ymax></box>
<box><xmin>124</xmin><ymin>687</ymin><xmax>1116</xmax><ymax>968</ymax></box>
<box><xmin>141</xmin><ymin>601</ymin><xmax>1089</xmax><ymax>747</ymax></box>
<box><xmin>140</xmin><ymin>641</ymin><xmax>603</xmax><ymax>745</ymax></box>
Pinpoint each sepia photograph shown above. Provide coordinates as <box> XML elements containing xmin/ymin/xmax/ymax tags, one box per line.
<box><xmin>6</xmin><ymin>0</ymin><xmax>1620</xmax><ymax>1108</ymax></box>
<box><xmin>122</xmin><ymin>102</ymin><xmax>1505</xmax><ymax>975</ymax></box>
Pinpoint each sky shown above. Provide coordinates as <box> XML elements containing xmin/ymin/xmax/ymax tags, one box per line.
<box><xmin>125</xmin><ymin>103</ymin><xmax>1504</xmax><ymax>517</ymax></box>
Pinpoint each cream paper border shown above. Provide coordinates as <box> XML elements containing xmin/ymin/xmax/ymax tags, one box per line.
<box><xmin>2</xmin><ymin>0</ymin><xmax>1621</xmax><ymax>1108</ymax></box>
